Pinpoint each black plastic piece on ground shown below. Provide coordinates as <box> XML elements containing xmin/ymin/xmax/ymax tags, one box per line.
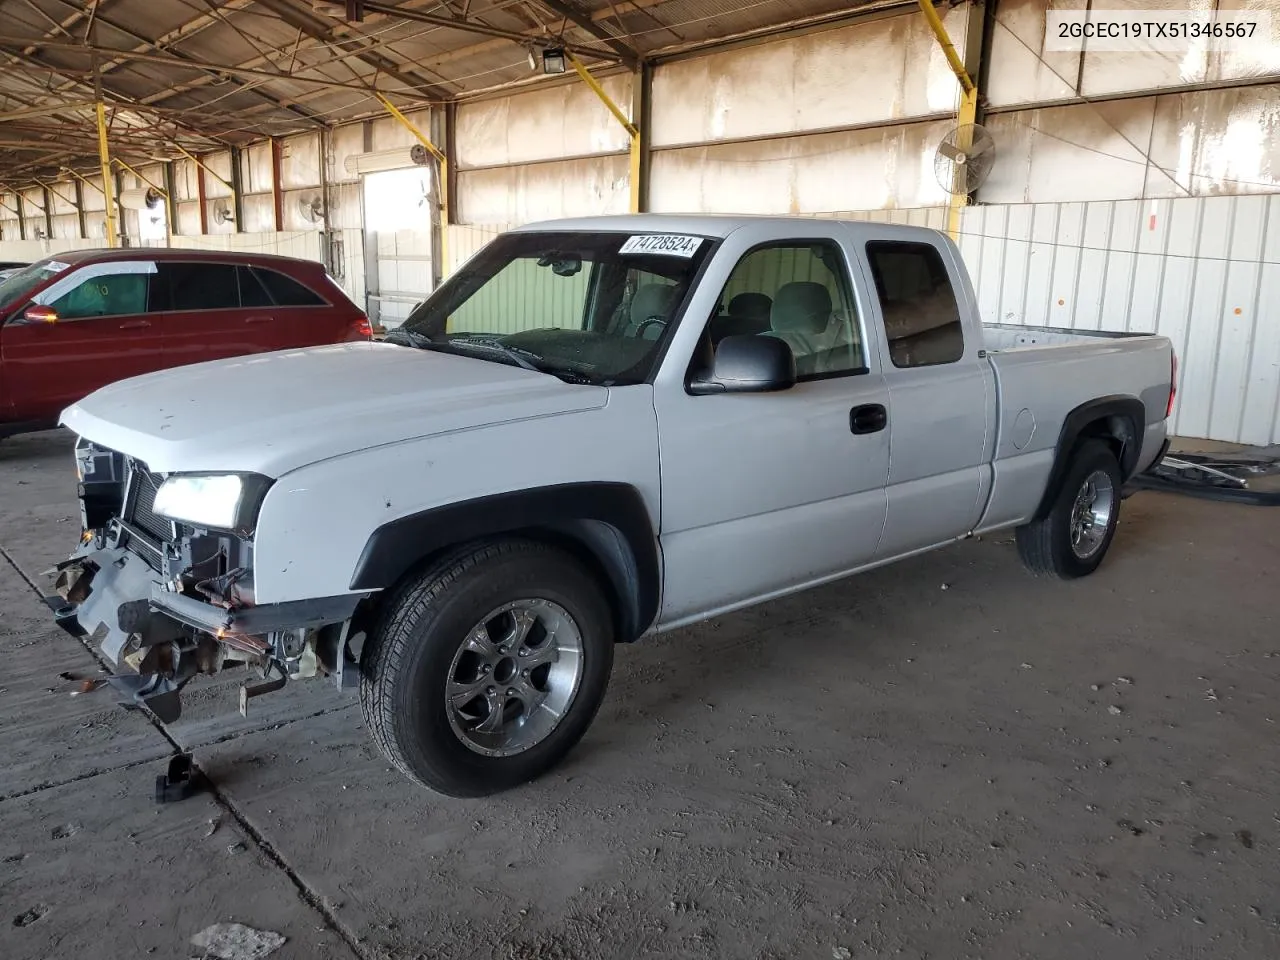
<box><xmin>42</xmin><ymin>595</ymin><xmax>87</xmax><ymax>637</ymax></box>
<box><xmin>155</xmin><ymin>753</ymin><xmax>199</xmax><ymax>804</ymax></box>
<box><xmin>1126</xmin><ymin>451</ymin><xmax>1280</xmax><ymax>506</ymax></box>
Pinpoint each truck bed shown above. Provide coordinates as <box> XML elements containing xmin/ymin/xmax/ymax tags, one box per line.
<box><xmin>975</xmin><ymin>322</ymin><xmax>1174</xmax><ymax>534</ymax></box>
<box><xmin>983</xmin><ymin>322</ymin><xmax>1157</xmax><ymax>352</ymax></box>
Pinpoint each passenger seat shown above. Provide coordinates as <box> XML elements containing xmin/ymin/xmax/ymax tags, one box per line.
<box><xmin>709</xmin><ymin>292</ymin><xmax>773</xmax><ymax>344</ymax></box>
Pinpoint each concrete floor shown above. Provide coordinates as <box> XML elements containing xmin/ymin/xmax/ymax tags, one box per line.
<box><xmin>2</xmin><ymin>428</ymin><xmax>1279</xmax><ymax>960</ymax></box>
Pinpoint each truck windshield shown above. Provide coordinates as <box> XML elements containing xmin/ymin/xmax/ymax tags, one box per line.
<box><xmin>393</xmin><ymin>230</ymin><xmax>716</xmax><ymax>385</ymax></box>
<box><xmin>0</xmin><ymin>259</ymin><xmax>72</xmax><ymax>315</ymax></box>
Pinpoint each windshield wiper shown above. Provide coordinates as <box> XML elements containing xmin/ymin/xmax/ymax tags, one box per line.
<box><xmin>447</xmin><ymin>336</ymin><xmax>546</xmax><ymax>373</ymax></box>
<box><xmin>383</xmin><ymin>327</ymin><xmax>440</xmax><ymax>350</ymax></box>
<box><xmin>385</xmin><ymin>329</ymin><xmax>603</xmax><ymax>384</ymax></box>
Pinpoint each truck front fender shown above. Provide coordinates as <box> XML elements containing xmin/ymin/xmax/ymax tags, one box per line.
<box><xmin>1033</xmin><ymin>395</ymin><xmax>1146</xmax><ymax>520</ymax></box>
<box><xmin>348</xmin><ymin>481</ymin><xmax>660</xmax><ymax>642</ymax></box>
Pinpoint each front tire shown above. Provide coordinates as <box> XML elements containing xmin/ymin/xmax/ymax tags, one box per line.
<box><xmin>360</xmin><ymin>540</ymin><xmax>615</xmax><ymax>797</ymax></box>
<box><xmin>1016</xmin><ymin>439</ymin><xmax>1123</xmax><ymax>580</ymax></box>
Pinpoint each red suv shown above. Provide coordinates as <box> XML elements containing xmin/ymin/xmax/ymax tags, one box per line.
<box><xmin>0</xmin><ymin>248</ymin><xmax>372</xmax><ymax>439</ymax></box>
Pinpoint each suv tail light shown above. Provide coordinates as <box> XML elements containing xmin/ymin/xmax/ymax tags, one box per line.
<box><xmin>1166</xmin><ymin>352</ymin><xmax>1178</xmax><ymax>418</ymax></box>
<box><xmin>353</xmin><ymin>315</ymin><xmax>373</xmax><ymax>340</ymax></box>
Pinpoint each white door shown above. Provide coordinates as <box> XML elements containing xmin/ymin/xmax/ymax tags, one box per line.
<box><xmin>362</xmin><ymin>167</ymin><xmax>434</xmax><ymax>327</ymax></box>
<box><xmin>861</xmin><ymin>238</ymin><xmax>994</xmax><ymax>560</ymax></box>
<box><xmin>655</xmin><ymin>236</ymin><xmax>892</xmax><ymax>626</ymax></box>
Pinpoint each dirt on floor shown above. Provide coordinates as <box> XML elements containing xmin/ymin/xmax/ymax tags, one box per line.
<box><xmin>1</xmin><ymin>428</ymin><xmax>1278</xmax><ymax>960</ymax></box>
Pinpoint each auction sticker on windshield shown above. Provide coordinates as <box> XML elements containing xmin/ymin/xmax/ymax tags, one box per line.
<box><xmin>619</xmin><ymin>234</ymin><xmax>703</xmax><ymax>258</ymax></box>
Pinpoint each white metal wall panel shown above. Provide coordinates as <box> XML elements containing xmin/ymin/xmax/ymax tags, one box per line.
<box><xmin>242</xmin><ymin>142</ymin><xmax>273</xmax><ymax>194</ymax></box>
<box><xmin>958</xmin><ymin>194</ymin><xmax>1280</xmax><ymax>444</ymax></box>
<box><xmin>456</xmin><ymin>155</ymin><xmax>629</xmax><ymax>225</ymax></box>
<box><xmin>323</xmin><ymin>183</ymin><xmax>361</xmax><ymax>231</ymax></box>
<box><xmin>167</xmin><ymin>231</ymin><xmax>324</xmax><ymax>261</ymax></box>
<box><xmin>328</xmin><ymin>123</ymin><xmax>365</xmax><ymax>185</ymax></box>
<box><xmin>447</xmin><ymin>223</ymin><xmax>512</xmax><ymax>273</ymax></box>
<box><xmin>203</xmin><ymin>151</ymin><xmax>233</xmax><ymax>200</ymax></box>
<box><xmin>281</xmin><ymin>133</ymin><xmax>322</xmax><ymax>188</ymax></box>
<box><xmin>1241</xmin><ymin>200</ymin><xmax>1280</xmax><ymax>444</ymax></box>
<box><xmin>371</xmin><ymin>110</ymin><xmax>434</xmax><ymax>152</ymax></box>
<box><xmin>650</xmin><ymin>119</ymin><xmax>955</xmax><ymax>214</ymax></box>
<box><xmin>650</xmin><ymin>8</ymin><xmax>969</xmax><ymax>147</ymax></box>
<box><xmin>242</xmin><ymin>194</ymin><xmax>276</xmax><ymax>234</ymax></box>
<box><xmin>457</xmin><ymin>77</ymin><xmax>632</xmax><ymax>169</ymax></box>
<box><xmin>985</xmin><ymin>0</ymin><xmax>1084</xmax><ymax>108</ymax></box>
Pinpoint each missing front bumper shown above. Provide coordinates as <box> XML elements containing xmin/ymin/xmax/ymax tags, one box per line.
<box><xmin>47</xmin><ymin>545</ymin><xmax>366</xmax><ymax>723</ymax></box>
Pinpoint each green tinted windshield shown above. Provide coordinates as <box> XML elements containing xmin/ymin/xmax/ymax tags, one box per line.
<box><xmin>0</xmin><ymin>259</ymin><xmax>72</xmax><ymax>314</ymax></box>
<box><xmin>397</xmin><ymin>231</ymin><xmax>716</xmax><ymax>385</ymax></box>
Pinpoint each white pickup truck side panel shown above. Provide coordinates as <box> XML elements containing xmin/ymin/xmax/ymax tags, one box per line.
<box><xmin>251</xmin><ymin>386</ymin><xmax>662</xmax><ymax>604</ymax></box>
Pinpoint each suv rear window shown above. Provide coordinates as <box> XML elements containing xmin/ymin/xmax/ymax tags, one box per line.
<box><xmin>252</xmin><ymin>267</ymin><xmax>327</xmax><ymax>307</ymax></box>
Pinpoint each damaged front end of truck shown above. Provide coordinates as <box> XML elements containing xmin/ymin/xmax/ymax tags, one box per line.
<box><xmin>47</xmin><ymin>438</ymin><xmax>367</xmax><ymax>723</ymax></box>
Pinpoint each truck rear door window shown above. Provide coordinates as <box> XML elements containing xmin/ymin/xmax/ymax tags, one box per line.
<box><xmin>865</xmin><ymin>241</ymin><xmax>964</xmax><ymax>368</ymax></box>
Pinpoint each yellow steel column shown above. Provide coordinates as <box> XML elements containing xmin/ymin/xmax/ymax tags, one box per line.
<box><xmin>917</xmin><ymin>0</ymin><xmax>977</xmax><ymax>242</ymax></box>
<box><xmin>95</xmin><ymin>101</ymin><xmax>117</xmax><ymax>247</ymax></box>
<box><xmin>376</xmin><ymin>93</ymin><xmax>450</xmax><ymax>277</ymax></box>
<box><xmin>567</xmin><ymin>53</ymin><xmax>642</xmax><ymax>213</ymax></box>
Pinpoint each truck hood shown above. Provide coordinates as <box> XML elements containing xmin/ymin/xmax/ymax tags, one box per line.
<box><xmin>61</xmin><ymin>341</ymin><xmax>609</xmax><ymax>476</ymax></box>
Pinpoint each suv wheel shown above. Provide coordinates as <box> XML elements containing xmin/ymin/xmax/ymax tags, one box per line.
<box><xmin>359</xmin><ymin>539</ymin><xmax>614</xmax><ymax>797</ymax></box>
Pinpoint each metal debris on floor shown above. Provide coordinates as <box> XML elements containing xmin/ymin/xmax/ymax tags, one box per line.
<box><xmin>1127</xmin><ymin>449</ymin><xmax>1280</xmax><ymax>505</ymax></box>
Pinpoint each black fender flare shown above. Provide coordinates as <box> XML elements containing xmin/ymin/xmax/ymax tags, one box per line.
<box><xmin>348</xmin><ymin>482</ymin><xmax>660</xmax><ymax>642</ymax></box>
<box><xmin>1033</xmin><ymin>395</ymin><xmax>1146</xmax><ymax>520</ymax></box>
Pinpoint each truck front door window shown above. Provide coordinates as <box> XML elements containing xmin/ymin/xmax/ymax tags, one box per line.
<box><xmin>866</xmin><ymin>241</ymin><xmax>964</xmax><ymax>368</ymax></box>
<box><xmin>711</xmin><ymin>242</ymin><xmax>864</xmax><ymax>379</ymax></box>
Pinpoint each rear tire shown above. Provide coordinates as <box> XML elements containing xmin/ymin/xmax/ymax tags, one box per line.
<box><xmin>359</xmin><ymin>539</ymin><xmax>614</xmax><ymax>797</ymax></box>
<box><xmin>1016</xmin><ymin>439</ymin><xmax>1123</xmax><ymax>580</ymax></box>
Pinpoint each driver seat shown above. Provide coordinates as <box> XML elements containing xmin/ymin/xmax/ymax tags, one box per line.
<box><xmin>625</xmin><ymin>283</ymin><xmax>679</xmax><ymax>339</ymax></box>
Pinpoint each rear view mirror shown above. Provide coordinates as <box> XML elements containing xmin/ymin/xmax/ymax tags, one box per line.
<box><xmin>22</xmin><ymin>304</ymin><xmax>59</xmax><ymax>324</ymax></box>
<box><xmin>689</xmin><ymin>335</ymin><xmax>796</xmax><ymax>395</ymax></box>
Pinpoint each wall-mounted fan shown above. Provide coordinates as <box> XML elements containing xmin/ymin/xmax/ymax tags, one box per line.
<box><xmin>298</xmin><ymin>195</ymin><xmax>326</xmax><ymax>224</ymax></box>
<box><xmin>934</xmin><ymin>123</ymin><xmax>997</xmax><ymax>196</ymax></box>
<box><xmin>212</xmin><ymin>203</ymin><xmax>235</xmax><ymax>225</ymax></box>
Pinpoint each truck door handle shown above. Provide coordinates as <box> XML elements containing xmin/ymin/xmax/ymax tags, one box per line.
<box><xmin>118</xmin><ymin>320</ymin><xmax>150</xmax><ymax>330</ymax></box>
<box><xmin>850</xmin><ymin>403</ymin><xmax>888</xmax><ymax>435</ymax></box>
<box><xmin>244</xmin><ymin>316</ymin><xmax>274</xmax><ymax>324</ymax></box>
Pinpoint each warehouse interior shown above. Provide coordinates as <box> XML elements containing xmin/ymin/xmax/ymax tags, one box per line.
<box><xmin>3</xmin><ymin>0</ymin><xmax>1280</xmax><ymax>440</ymax></box>
<box><xmin>4</xmin><ymin>2</ymin><xmax>1280</xmax><ymax>958</ymax></box>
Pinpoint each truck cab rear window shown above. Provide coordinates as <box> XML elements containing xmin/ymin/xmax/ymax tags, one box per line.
<box><xmin>866</xmin><ymin>241</ymin><xmax>964</xmax><ymax>368</ymax></box>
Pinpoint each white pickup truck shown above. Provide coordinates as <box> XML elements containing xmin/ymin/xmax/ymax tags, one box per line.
<box><xmin>48</xmin><ymin>215</ymin><xmax>1175</xmax><ymax>797</ymax></box>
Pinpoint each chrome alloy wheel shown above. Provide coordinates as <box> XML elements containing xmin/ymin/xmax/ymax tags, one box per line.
<box><xmin>444</xmin><ymin>599</ymin><xmax>584</xmax><ymax>758</ymax></box>
<box><xmin>1069</xmin><ymin>469</ymin><xmax>1116</xmax><ymax>559</ymax></box>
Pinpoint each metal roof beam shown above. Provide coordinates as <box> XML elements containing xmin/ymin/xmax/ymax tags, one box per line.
<box><xmin>353</xmin><ymin>1</ymin><xmax>634</xmax><ymax>65</ymax></box>
<box><xmin>536</xmin><ymin>0</ymin><xmax>639</xmax><ymax>61</ymax></box>
<box><xmin>250</xmin><ymin>0</ymin><xmax>456</xmax><ymax>101</ymax></box>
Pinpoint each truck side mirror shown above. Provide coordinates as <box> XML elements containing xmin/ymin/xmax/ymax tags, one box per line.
<box><xmin>688</xmin><ymin>334</ymin><xmax>797</xmax><ymax>396</ymax></box>
<box><xmin>22</xmin><ymin>304</ymin><xmax>59</xmax><ymax>324</ymax></box>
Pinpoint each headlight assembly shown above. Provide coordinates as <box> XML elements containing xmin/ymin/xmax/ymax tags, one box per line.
<box><xmin>152</xmin><ymin>473</ymin><xmax>273</xmax><ymax>533</ymax></box>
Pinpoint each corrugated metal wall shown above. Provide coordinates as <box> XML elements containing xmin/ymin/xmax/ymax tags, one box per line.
<box><xmin>959</xmin><ymin>195</ymin><xmax>1280</xmax><ymax>445</ymax></box>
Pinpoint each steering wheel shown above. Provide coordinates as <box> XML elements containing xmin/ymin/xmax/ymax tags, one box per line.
<box><xmin>634</xmin><ymin>316</ymin><xmax>667</xmax><ymax>339</ymax></box>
